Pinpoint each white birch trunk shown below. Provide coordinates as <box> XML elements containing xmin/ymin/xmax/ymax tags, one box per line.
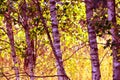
<box><xmin>20</xmin><ymin>1</ymin><xmax>35</xmax><ymax>80</ymax></box>
<box><xmin>49</xmin><ymin>0</ymin><xmax>69</xmax><ymax>80</ymax></box>
<box><xmin>4</xmin><ymin>10</ymin><xmax>20</xmax><ymax>80</ymax></box>
<box><xmin>107</xmin><ymin>0</ymin><xmax>120</xmax><ymax>79</ymax></box>
<box><xmin>85</xmin><ymin>0</ymin><xmax>101</xmax><ymax>80</ymax></box>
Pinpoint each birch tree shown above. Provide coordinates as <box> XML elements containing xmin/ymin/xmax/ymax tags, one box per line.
<box><xmin>107</xmin><ymin>0</ymin><xmax>120</xmax><ymax>79</ymax></box>
<box><xmin>85</xmin><ymin>0</ymin><xmax>101</xmax><ymax>80</ymax></box>
<box><xmin>4</xmin><ymin>0</ymin><xmax>20</xmax><ymax>80</ymax></box>
<box><xmin>20</xmin><ymin>0</ymin><xmax>35</xmax><ymax>80</ymax></box>
<box><xmin>49</xmin><ymin>0</ymin><xmax>69</xmax><ymax>80</ymax></box>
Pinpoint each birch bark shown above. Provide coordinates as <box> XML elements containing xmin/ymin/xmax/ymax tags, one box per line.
<box><xmin>49</xmin><ymin>0</ymin><xmax>69</xmax><ymax>80</ymax></box>
<box><xmin>20</xmin><ymin>0</ymin><xmax>35</xmax><ymax>80</ymax></box>
<box><xmin>4</xmin><ymin>1</ymin><xmax>20</xmax><ymax>80</ymax></box>
<box><xmin>107</xmin><ymin>0</ymin><xmax>120</xmax><ymax>79</ymax></box>
<box><xmin>85</xmin><ymin>0</ymin><xmax>101</xmax><ymax>80</ymax></box>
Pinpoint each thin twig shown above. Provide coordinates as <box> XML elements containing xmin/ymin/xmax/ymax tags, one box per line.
<box><xmin>63</xmin><ymin>44</ymin><xmax>87</xmax><ymax>62</ymax></box>
<box><xmin>2</xmin><ymin>72</ymin><xmax>10</xmax><ymax>80</ymax></box>
<box><xmin>100</xmin><ymin>52</ymin><xmax>110</xmax><ymax>65</ymax></box>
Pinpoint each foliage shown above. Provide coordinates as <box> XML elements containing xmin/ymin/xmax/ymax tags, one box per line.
<box><xmin>0</xmin><ymin>0</ymin><xmax>119</xmax><ymax>80</ymax></box>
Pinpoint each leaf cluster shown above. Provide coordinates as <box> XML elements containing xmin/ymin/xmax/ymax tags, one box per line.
<box><xmin>93</xmin><ymin>15</ymin><xmax>112</xmax><ymax>37</ymax></box>
<box><xmin>0</xmin><ymin>0</ymin><xmax>7</xmax><ymax>14</ymax></box>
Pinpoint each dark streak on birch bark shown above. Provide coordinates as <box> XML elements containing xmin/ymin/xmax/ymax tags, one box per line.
<box><xmin>85</xmin><ymin>0</ymin><xmax>101</xmax><ymax>80</ymax></box>
<box><xmin>20</xmin><ymin>0</ymin><xmax>35</xmax><ymax>80</ymax></box>
<box><xmin>107</xmin><ymin>0</ymin><xmax>120</xmax><ymax>80</ymax></box>
<box><xmin>4</xmin><ymin>1</ymin><xmax>20</xmax><ymax>80</ymax></box>
<box><xmin>49</xmin><ymin>0</ymin><xmax>69</xmax><ymax>80</ymax></box>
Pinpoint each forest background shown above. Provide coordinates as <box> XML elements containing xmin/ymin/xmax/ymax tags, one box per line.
<box><xmin>0</xmin><ymin>0</ymin><xmax>120</xmax><ymax>80</ymax></box>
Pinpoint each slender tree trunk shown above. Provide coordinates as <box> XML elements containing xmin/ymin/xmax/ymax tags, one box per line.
<box><xmin>32</xmin><ymin>0</ymin><xmax>54</xmax><ymax>53</ymax></box>
<box><xmin>20</xmin><ymin>0</ymin><xmax>35</xmax><ymax>80</ymax></box>
<box><xmin>107</xmin><ymin>0</ymin><xmax>120</xmax><ymax>80</ymax></box>
<box><xmin>49</xmin><ymin>0</ymin><xmax>69</xmax><ymax>80</ymax></box>
<box><xmin>24</xmin><ymin>27</ymin><xmax>35</xmax><ymax>80</ymax></box>
<box><xmin>85</xmin><ymin>0</ymin><xmax>101</xmax><ymax>80</ymax></box>
<box><xmin>4</xmin><ymin>2</ymin><xmax>20</xmax><ymax>80</ymax></box>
